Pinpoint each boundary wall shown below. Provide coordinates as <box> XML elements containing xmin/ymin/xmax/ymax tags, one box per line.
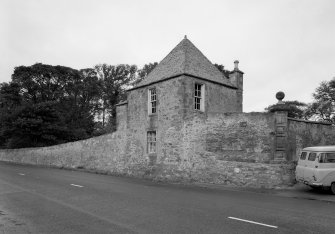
<box><xmin>1</xmin><ymin>109</ymin><xmax>334</xmax><ymax>188</ymax></box>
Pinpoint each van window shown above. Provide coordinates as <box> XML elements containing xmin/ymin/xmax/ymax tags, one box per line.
<box><xmin>300</xmin><ymin>152</ymin><xmax>307</xmax><ymax>160</ymax></box>
<box><xmin>320</xmin><ymin>153</ymin><xmax>335</xmax><ymax>163</ymax></box>
<box><xmin>308</xmin><ymin>153</ymin><xmax>317</xmax><ymax>161</ymax></box>
<box><xmin>319</xmin><ymin>154</ymin><xmax>325</xmax><ymax>163</ymax></box>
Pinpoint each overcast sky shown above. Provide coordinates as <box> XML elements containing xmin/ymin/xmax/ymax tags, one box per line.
<box><xmin>1</xmin><ymin>0</ymin><xmax>334</xmax><ymax>112</ymax></box>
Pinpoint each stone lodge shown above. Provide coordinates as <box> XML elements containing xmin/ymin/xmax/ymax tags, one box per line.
<box><xmin>116</xmin><ymin>36</ymin><xmax>244</xmax><ymax>165</ymax></box>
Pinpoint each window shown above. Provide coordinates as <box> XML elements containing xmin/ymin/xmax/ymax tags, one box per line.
<box><xmin>308</xmin><ymin>153</ymin><xmax>317</xmax><ymax>161</ymax></box>
<box><xmin>300</xmin><ymin>152</ymin><xmax>307</xmax><ymax>160</ymax></box>
<box><xmin>147</xmin><ymin>131</ymin><xmax>156</xmax><ymax>154</ymax></box>
<box><xmin>194</xmin><ymin>83</ymin><xmax>204</xmax><ymax>111</ymax></box>
<box><xmin>320</xmin><ymin>153</ymin><xmax>335</xmax><ymax>163</ymax></box>
<box><xmin>148</xmin><ymin>88</ymin><xmax>157</xmax><ymax>114</ymax></box>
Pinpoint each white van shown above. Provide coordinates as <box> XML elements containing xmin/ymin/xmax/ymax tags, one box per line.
<box><xmin>296</xmin><ymin>146</ymin><xmax>335</xmax><ymax>194</ymax></box>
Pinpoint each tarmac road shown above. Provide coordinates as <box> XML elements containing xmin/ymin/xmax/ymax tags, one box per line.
<box><xmin>1</xmin><ymin>162</ymin><xmax>335</xmax><ymax>234</ymax></box>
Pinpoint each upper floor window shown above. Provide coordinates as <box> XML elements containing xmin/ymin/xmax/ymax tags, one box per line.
<box><xmin>194</xmin><ymin>83</ymin><xmax>205</xmax><ymax>111</ymax></box>
<box><xmin>147</xmin><ymin>131</ymin><xmax>156</xmax><ymax>154</ymax></box>
<box><xmin>148</xmin><ymin>88</ymin><xmax>157</xmax><ymax>114</ymax></box>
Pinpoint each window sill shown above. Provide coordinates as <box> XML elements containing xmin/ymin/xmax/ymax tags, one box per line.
<box><xmin>194</xmin><ymin>109</ymin><xmax>205</xmax><ymax>113</ymax></box>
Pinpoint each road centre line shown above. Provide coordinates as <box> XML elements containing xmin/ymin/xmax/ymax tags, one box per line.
<box><xmin>228</xmin><ymin>217</ymin><xmax>278</xmax><ymax>229</ymax></box>
<box><xmin>70</xmin><ymin>184</ymin><xmax>84</xmax><ymax>188</ymax></box>
<box><xmin>18</xmin><ymin>173</ymin><xmax>25</xmax><ymax>176</ymax></box>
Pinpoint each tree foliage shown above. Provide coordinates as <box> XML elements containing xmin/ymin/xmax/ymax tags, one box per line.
<box><xmin>3</xmin><ymin>102</ymin><xmax>69</xmax><ymax>148</ymax></box>
<box><xmin>265</xmin><ymin>100</ymin><xmax>308</xmax><ymax>119</ymax></box>
<box><xmin>0</xmin><ymin>63</ymin><xmax>102</xmax><ymax>148</ymax></box>
<box><xmin>93</xmin><ymin>64</ymin><xmax>137</xmax><ymax>131</ymax></box>
<box><xmin>264</xmin><ymin>78</ymin><xmax>335</xmax><ymax>124</ymax></box>
<box><xmin>0</xmin><ymin>62</ymin><xmax>160</xmax><ymax>148</ymax></box>
<box><xmin>135</xmin><ymin>62</ymin><xmax>158</xmax><ymax>85</ymax></box>
<box><xmin>305</xmin><ymin>77</ymin><xmax>335</xmax><ymax>123</ymax></box>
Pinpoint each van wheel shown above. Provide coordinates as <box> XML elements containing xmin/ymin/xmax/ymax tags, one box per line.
<box><xmin>331</xmin><ymin>183</ymin><xmax>335</xmax><ymax>195</ymax></box>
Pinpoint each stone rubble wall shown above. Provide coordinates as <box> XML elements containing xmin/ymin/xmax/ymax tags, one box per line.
<box><xmin>0</xmin><ymin>112</ymin><xmax>310</xmax><ymax>189</ymax></box>
<box><xmin>0</xmin><ymin>132</ymin><xmax>130</xmax><ymax>175</ymax></box>
<box><xmin>287</xmin><ymin>118</ymin><xmax>335</xmax><ymax>161</ymax></box>
<box><xmin>152</xmin><ymin>113</ymin><xmax>296</xmax><ymax>188</ymax></box>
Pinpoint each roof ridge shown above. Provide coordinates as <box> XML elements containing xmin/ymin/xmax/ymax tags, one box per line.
<box><xmin>182</xmin><ymin>38</ymin><xmax>188</xmax><ymax>74</ymax></box>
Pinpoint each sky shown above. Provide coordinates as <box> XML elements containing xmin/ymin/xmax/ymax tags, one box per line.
<box><xmin>1</xmin><ymin>0</ymin><xmax>334</xmax><ymax>112</ymax></box>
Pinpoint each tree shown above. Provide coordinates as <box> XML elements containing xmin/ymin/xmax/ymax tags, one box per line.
<box><xmin>78</xmin><ymin>68</ymin><xmax>102</xmax><ymax>119</ymax></box>
<box><xmin>305</xmin><ymin>77</ymin><xmax>335</xmax><ymax>123</ymax></box>
<box><xmin>0</xmin><ymin>63</ymin><xmax>102</xmax><ymax>148</ymax></box>
<box><xmin>11</xmin><ymin>63</ymin><xmax>79</xmax><ymax>104</ymax></box>
<box><xmin>3</xmin><ymin>102</ymin><xmax>69</xmax><ymax>148</ymax></box>
<box><xmin>0</xmin><ymin>82</ymin><xmax>22</xmax><ymax>147</ymax></box>
<box><xmin>94</xmin><ymin>64</ymin><xmax>137</xmax><ymax>130</ymax></box>
<box><xmin>265</xmin><ymin>100</ymin><xmax>308</xmax><ymax>119</ymax></box>
<box><xmin>134</xmin><ymin>62</ymin><xmax>158</xmax><ymax>85</ymax></box>
<box><xmin>0</xmin><ymin>82</ymin><xmax>22</xmax><ymax>109</ymax></box>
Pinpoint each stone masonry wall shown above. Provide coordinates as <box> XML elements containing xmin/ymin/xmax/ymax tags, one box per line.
<box><xmin>0</xmin><ymin>132</ymin><xmax>130</xmax><ymax>175</ymax></box>
<box><xmin>182</xmin><ymin>76</ymin><xmax>240</xmax><ymax>116</ymax></box>
<box><xmin>116</xmin><ymin>103</ymin><xmax>127</xmax><ymax>132</ymax></box>
<box><xmin>0</xmin><ymin>111</ymin><xmax>296</xmax><ymax>189</ymax></box>
<box><xmin>287</xmin><ymin>118</ymin><xmax>335</xmax><ymax>161</ymax></box>
<box><xmin>151</xmin><ymin>112</ymin><xmax>295</xmax><ymax>188</ymax></box>
<box><xmin>122</xmin><ymin>75</ymin><xmax>244</xmax><ymax>181</ymax></box>
<box><xmin>126</xmin><ymin>76</ymin><xmax>186</xmax><ymax>170</ymax></box>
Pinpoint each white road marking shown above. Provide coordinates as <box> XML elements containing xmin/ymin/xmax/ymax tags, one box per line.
<box><xmin>228</xmin><ymin>217</ymin><xmax>278</xmax><ymax>229</ymax></box>
<box><xmin>70</xmin><ymin>184</ymin><xmax>84</xmax><ymax>188</ymax></box>
<box><xmin>18</xmin><ymin>173</ymin><xmax>25</xmax><ymax>176</ymax></box>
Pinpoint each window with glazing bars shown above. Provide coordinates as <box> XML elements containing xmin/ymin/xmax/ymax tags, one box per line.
<box><xmin>147</xmin><ymin>131</ymin><xmax>156</xmax><ymax>154</ymax></box>
<box><xmin>194</xmin><ymin>83</ymin><xmax>203</xmax><ymax>110</ymax></box>
<box><xmin>149</xmin><ymin>88</ymin><xmax>157</xmax><ymax>114</ymax></box>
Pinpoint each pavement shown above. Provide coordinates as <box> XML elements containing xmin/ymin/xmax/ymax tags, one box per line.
<box><xmin>274</xmin><ymin>183</ymin><xmax>335</xmax><ymax>202</ymax></box>
<box><xmin>193</xmin><ymin>181</ymin><xmax>335</xmax><ymax>203</ymax></box>
<box><xmin>1</xmin><ymin>161</ymin><xmax>335</xmax><ymax>234</ymax></box>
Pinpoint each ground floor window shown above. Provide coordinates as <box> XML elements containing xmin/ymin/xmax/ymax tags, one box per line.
<box><xmin>147</xmin><ymin>131</ymin><xmax>156</xmax><ymax>154</ymax></box>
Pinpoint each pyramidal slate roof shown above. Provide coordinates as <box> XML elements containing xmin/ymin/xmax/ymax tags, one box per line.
<box><xmin>132</xmin><ymin>37</ymin><xmax>236</xmax><ymax>90</ymax></box>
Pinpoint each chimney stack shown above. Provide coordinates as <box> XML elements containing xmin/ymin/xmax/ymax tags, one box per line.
<box><xmin>229</xmin><ymin>60</ymin><xmax>244</xmax><ymax>112</ymax></box>
<box><xmin>234</xmin><ymin>60</ymin><xmax>239</xmax><ymax>70</ymax></box>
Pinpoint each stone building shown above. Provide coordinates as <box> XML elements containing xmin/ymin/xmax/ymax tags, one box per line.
<box><xmin>116</xmin><ymin>36</ymin><xmax>244</xmax><ymax>164</ymax></box>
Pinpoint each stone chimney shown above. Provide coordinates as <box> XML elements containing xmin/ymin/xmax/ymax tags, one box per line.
<box><xmin>229</xmin><ymin>60</ymin><xmax>244</xmax><ymax>112</ymax></box>
<box><xmin>234</xmin><ymin>60</ymin><xmax>239</xmax><ymax>70</ymax></box>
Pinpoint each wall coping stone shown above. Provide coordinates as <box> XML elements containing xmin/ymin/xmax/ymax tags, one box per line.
<box><xmin>288</xmin><ymin>117</ymin><xmax>333</xmax><ymax>126</ymax></box>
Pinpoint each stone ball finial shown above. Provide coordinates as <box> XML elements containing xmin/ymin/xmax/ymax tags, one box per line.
<box><xmin>276</xmin><ymin>91</ymin><xmax>285</xmax><ymax>102</ymax></box>
<box><xmin>184</xmin><ymin>35</ymin><xmax>187</xmax><ymax>39</ymax></box>
<box><xmin>270</xmin><ymin>91</ymin><xmax>290</xmax><ymax>112</ymax></box>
